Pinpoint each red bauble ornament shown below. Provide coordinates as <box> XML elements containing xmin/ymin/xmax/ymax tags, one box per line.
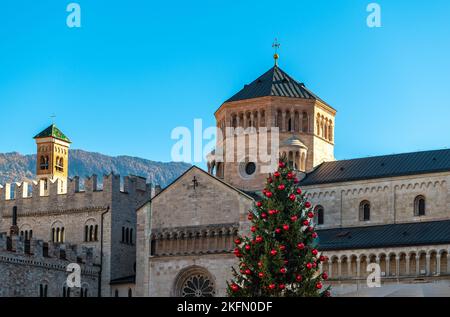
<box><xmin>245</xmin><ymin>245</ymin><xmax>251</xmax><ymax>251</ymax></box>
<box><xmin>275</xmin><ymin>228</ymin><xmax>281</xmax><ymax>234</ymax></box>
<box><xmin>312</xmin><ymin>249</ymin><xmax>318</xmax><ymax>256</ymax></box>
<box><xmin>322</xmin><ymin>272</ymin><xmax>329</xmax><ymax>280</ymax></box>
<box><xmin>308</xmin><ymin>226</ymin><xmax>314</xmax><ymax>232</ymax></box>
<box><xmin>270</xmin><ymin>249</ymin><xmax>278</xmax><ymax>256</ymax></box>
<box><xmin>265</xmin><ymin>191</ymin><xmax>273</xmax><ymax>198</ymax></box>
<box><xmin>295</xmin><ymin>274</ymin><xmax>303</xmax><ymax>282</ymax></box>
<box><xmin>248</xmin><ymin>214</ymin><xmax>253</xmax><ymax>221</ymax></box>
<box><xmin>261</xmin><ymin>212</ymin><xmax>267</xmax><ymax>219</ymax></box>
<box><xmin>312</xmin><ymin>232</ymin><xmax>318</xmax><ymax>238</ymax></box>
<box><xmin>256</xmin><ymin>201</ymin><xmax>262</xmax><ymax>207</ymax></box>
<box><xmin>267</xmin><ymin>177</ymin><xmax>273</xmax><ymax>183</ymax></box>
<box><xmin>258</xmin><ymin>261</ymin><xmax>263</xmax><ymax>268</ymax></box>
<box><xmin>255</xmin><ymin>236</ymin><xmax>263</xmax><ymax>243</ymax></box>
<box><xmin>278</xmin><ymin>184</ymin><xmax>285</xmax><ymax>191</ymax></box>
<box><xmin>279</xmin><ymin>245</ymin><xmax>286</xmax><ymax>251</ymax></box>
<box><xmin>278</xmin><ymin>161</ymin><xmax>285</xmax><ymax>168</ymax></box>
<box><xmin>306</xmin><ymin>262</ymin><xmax>313</xmax><ymax>269</ymax></box>
<box><xmin>230</xmin><ymin>284</ymin><xmax>239</xmax><ymax>292</ymax></box>
<box><xmin>316</xmin><ymin>282</ymin><xmax>323</xmax><ymax>290</ymax></box>
<box><xmin>320</xmin><ymin>255</ymin><xmax>326</xmax><ymax>262</ymax></box>
<box><xmin>268</xmin><ymin>209</ymin><xmax>275</xmax><ymax>216</ymax></box>
<box><xmin>297</xmin><ymin>243</ymin><xmax>305</xmax><ymax>250</ymax></box>
<box><xmin>245</xmin><ymin>269</ymin><xmax>251</xmax><ymax>275</ymax></box>
<box><xmin>258</xmin><ymin>272</ymin><xmax>264</xmax><ymax>278</ymax></box>
<box><xmin>289</xmin><ymin>194</ymin><xmax>296</xmax><ymax>201</ymax></box>
<box><xmin>273</xmin><ymin>171</ymin><xmax>280</xmax><ymax>178</ymax></box>
<box><xmin>287</xmin><ymin>172</ymin><xmax>293</xmax><ymax>179</ymax></box>
<box><xmin>234</xmin><ymin>238</ymin><xmax>241</xmax><ymax>245</ymax></box>
<box><xmin>296</xmin><ymin>188</ymin><xmax>302</xmax><ymax>194</ymax></box>
<box><xmin>305</xmin><ymin>201</ymin><xmax>311</xmax><ymax>208</ymax></box>
<box><xmin>307</xmin><ymin>212</ymin><xmax>314</xmax><ymax>219</ymax></box>
<box><xmin>268</xmin><ymin>284</ymin><xmax>276</xmax><ymax>290</ymax></box>
<box><xmin>303</xmin><ymin>220</ymin><xmax>309</xmax><ymax>226</ymax></box>
<box><xmin>324</xmin><ymin>291</ymin><xmax>331</xmax><ymax>297</ymax></box>
<box><xmin>293</xmin><ymin>178</ymin><xmax>299</xmax><ymax>184</ymax></box>
<box><xmin>279</xmin><ymin>284</ymin><xmax>285</xmax><ymax>290</ymax></box>
<box><xmin>291</xmin><ymin>215</ymin><xmax>298</xmax><ymax>222</ymax></box>
<box><xmin>283</xmin><ymin>224</ymin><xmax>290</xmax><ymax>231</ymax></box>
<box><xmin>280</xmin><ymin>267</ymin><xmax>287</xmax><ymax>274</ymax></box>
<box><xmin>312</xmin><ymin>262</ymin><xmax>317</xmax><ymax>268</ymax></box>
<box><xmin>251</xmin><ymin>226</ymin><xmax>257</xmax><ymax>232</ymax></box>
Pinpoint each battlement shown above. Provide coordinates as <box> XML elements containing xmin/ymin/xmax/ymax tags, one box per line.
<box><xmin>0</xmin><ymin>173</ymin><xmax>152</xmax><ymax>203</ymax></box>
<box><xmin>0</xmin><ymin>232</ymin><xmax>95</xmax><ymax>266</ymax></box>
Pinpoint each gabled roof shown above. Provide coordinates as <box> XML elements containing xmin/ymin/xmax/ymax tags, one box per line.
<box><xmin>225</xmin><ymin>65</ymin><xmax>330</xmax><ymax>107</ymax></box>
<box><xmin>317</xmin><ymin>220</ymin><xmax>450</xmax><ymax>251</ymax></box>
<box><xmin>300</xmin><ymin>149</ymin><xmax>450</xmax><ymax>186</ymax></box>
<box><xmin>136</xmin><ymin>165</ymin><xmax>254</xmax><ymax>210</ymax></box>
<box><xmin>34</xmin><ymin>124</ymin><xmax>71</xmax><ymax>143</ymax></box>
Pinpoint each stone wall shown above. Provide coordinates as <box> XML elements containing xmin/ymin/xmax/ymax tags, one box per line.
<box><xmin>304</xmin><ymin>172</ymin><xmax>450</xmax><ymax>229</ymax></box>
<box><xmin>0</xmin><ymin>233</ymin><xmax>99</xmax><ymax>297</ymax></box>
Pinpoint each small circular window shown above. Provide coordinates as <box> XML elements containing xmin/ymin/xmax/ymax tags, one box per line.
<box><xmin>245</xmin><ymin>162</ymin><xmax>256</xmax><ymax>175</ymax></box>
<box><xmin>239</xmin><ymin>161</ymin><xmax>257</xmax><ymax>178</ymax></box>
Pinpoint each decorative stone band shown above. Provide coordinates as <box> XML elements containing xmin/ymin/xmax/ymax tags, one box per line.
<box><xmin>2</xmin><ymin>206</ymin><xmax>108</xmax><ymax>218</ymax></box>
<box><xmin>150</xmin><ymin>223</ymin><xmax>239</xmax><ymax>257</ymax></box>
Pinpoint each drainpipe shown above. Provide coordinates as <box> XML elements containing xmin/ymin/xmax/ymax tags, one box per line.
<box><xmin>98</xmin><ymin>205</ymin><xmax>110</xmax><ymax>297</ymax></box>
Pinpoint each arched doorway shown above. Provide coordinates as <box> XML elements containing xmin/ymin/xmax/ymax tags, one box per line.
<box><xmin>172</xmin><ymin>266</ymin><xmax>216</xmax><ymax>297</ymax></box>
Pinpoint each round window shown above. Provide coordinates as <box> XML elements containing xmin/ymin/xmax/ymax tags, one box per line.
<box><xmin>245</xmin><ymin>162</ymin><xmax>256</xmax><ymax>175</ymax></box>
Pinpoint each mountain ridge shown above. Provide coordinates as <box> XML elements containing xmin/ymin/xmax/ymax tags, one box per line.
<box><xmin>0</xmin><ymin>149</ymin><xmax>191</xmax><ymax>188</ymax></box>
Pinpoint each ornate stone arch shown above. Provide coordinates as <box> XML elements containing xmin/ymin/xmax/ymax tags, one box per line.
<box><xmin>172</xmin><ymin>266</ymin><xmax>216</xmax><ymax>297</ymax></box>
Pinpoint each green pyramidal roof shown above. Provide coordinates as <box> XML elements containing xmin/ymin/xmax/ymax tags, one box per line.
<box><xmin>33</xmin><ymin>124</ymin><xmax>71</xmax><ymax>143</ymax></box>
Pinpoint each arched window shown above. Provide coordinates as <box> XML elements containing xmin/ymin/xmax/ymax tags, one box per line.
<box><xmin>315</xmin><ymin>206</ymin><xmax>325</xmax><ymax>225</ymax></box>
<box><xmin>302</xmin><ymin>112</ymin><xmax>309</xmax><ymax>132</ymax></box>
<box><xmin>84</xmin><ymin>225</ymin><xmax>89</xmax><ymax>242</ymax></box>
<box><xmin>359</xmin><ymin>201</ymin><xmax>371</xmax><ymax>221</ymax></box>
<box><xmin>40</xmin><ymin>156</ymin><xmax>48</xmax><ymax>170</ymax></box>
<box><xmin>125</xmin><ymin>228</ymin><xmax>129</xmax><ymax>244</ymax></box>
<box><xmin>89</xmin><ymin>225</ymin><xmax>94</xmax><ymax>242</ymax></box>
<box><xmin>288</xmin><ymin>118</ymin><xmax>292</xmax><ymax>131</ymax></box>
<box><xmin>129</xmin><ymin>228</ymin><xmax>133</xmax><ymax>245</ymax></box>
<box><xmin>414</xmin><ymin>196</ymin><xmax>426</xmax><ymax>216</ymax></box>
<box><xmin>122</xmin><ymin>227</ymin><xmax>125</xmax><ymax>242</ymax></box>
<box><xmin>128</xmin><ymin>288</ymin><xmax>133</xmax><ymax>297</ymax></box>
<box><xmin>115</xmin><ymin>289</ymin><xmax>119</xmax><ymax>297</ymax></box>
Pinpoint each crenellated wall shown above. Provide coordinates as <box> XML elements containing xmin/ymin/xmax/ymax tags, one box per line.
<box><xmin>0</xmin><ymin>232</ymin><xmax>99</xmax><ymax>297</ymax></box>
<box><xmin>0</xmin><ymin>173</ymin><xmax>152</xmax><ymax>296</ymax></box>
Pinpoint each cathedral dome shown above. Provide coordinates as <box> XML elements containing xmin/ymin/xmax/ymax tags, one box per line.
<box><xmin>282</xmin><ymin>135</ymin><xmax>308</xmax><ymax>149</ymax></box>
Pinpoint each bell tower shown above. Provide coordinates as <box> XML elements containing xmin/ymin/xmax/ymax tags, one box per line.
<box><xmin>34</xmin><ymin>124</ymin><xmax>71</xmax><ymax>194</ymax></box>
<box><xmin>210</xmin><ymin>50</ymin><xmax>336</xmax><ymax>191</ymax></box>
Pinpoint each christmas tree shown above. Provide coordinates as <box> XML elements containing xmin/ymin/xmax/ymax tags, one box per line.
<box><xmin>227</xmin><ymin>158</ymin><xmax>330</xmax><ymax>297</ymax></box>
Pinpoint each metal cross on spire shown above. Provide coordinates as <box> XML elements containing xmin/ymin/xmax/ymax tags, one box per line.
<box><xmin>272</xmin><ymin>38</ymin><xmax>280</xmax><ymax>66</ymax></box>
<box><xmin>50</xmin><ymin>114</ymin><xmax>56</xmax><ymax>124</ymax></box>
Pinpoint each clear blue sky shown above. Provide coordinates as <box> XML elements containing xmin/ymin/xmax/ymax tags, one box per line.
<box><xmin>1</xmin><ymin>0</ymin><xmax>449</xmax><ymax>164</ymax></box>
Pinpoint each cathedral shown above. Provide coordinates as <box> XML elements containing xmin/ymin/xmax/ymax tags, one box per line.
<box><xmin>1</xmin><ymin>54</ymin><xmax>450</xmax><ymax>297</ymax></box>
<box><xmin>135</xmin><ymin>55</ymin><xmax>450</xmax><ymax>297</ymax></box>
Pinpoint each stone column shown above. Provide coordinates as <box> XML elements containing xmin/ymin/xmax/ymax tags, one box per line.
<box><xmin>236</xmin><ymin>114</ymin><xmax>240</xmax><ymax>128</ymax></box>
<box><xmin>250</xmin><ymin>112</ymin><xmax>255</xmax><ymax>129</ymax></box>
<box><xmin>386</xmin><ymin>257</ymin><xmax>390</xmax><ymax>277</ymax></box>
<box><xmin>426</xmin><ymin>254</ymin><xmax>431</xmax><ymax>276</ymax></box>
<box><xmin>396</xmin><ymin>256</ymin><xmax>400</xmax><ymax>277</ymax></box>
<box><xmin>290</xmin><ymin>109</ymin><xmax>295</xmax><ymax>132</ymax></box>
<box><xmin>436</xmin><ymin>254</ymin><xmax>441</xmax><ymax>276</ymax></box>
<box><xmin>328</xmin><ymin>259</ymin><xmax>333</xmax><ymax>278</ymax></box>
<box><xmin>406</xmin><ymin>255</ymin><xmax>410</xmax><ymax>276</ymax></box>
<box><xmin>416</xmin><ymin>255</ymin><xmax>420</xmax><ymax>276</ymax></box>
<box><xmin>281</xmin><ymin>111</ymin><xmax>286</xmax><ymax>132</ymax></box>
<box><xmin>337</xmin><ymin>259</ymin><xmax>342</xmax><ymax>279</ymax></box>
<box><xmin>257</xmin><ymin>111</ymin><xmax>261</xmax><ymax>129</ymax></box>
<box><xmin>356</xmin><ymin>258</ymin><xmax>361</xmax><ymax>278</ymax></box>
<box><xmin>347</xmin><ymin>259</ymin><xmax>352</xmax><ymax>278</ymax></box>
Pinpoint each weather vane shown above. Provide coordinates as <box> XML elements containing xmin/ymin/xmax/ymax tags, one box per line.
<box><xmin>272</xmin><ymin>38</ymin><xmax>280</xmax><ymax>66</ymax></box>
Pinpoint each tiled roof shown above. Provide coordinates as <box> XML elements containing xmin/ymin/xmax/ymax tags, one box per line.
<box><xmin>300</xmin><ymin>149</ymin><xmax>450</xmax><ymax>186</ymax></box>
<box><xmin>225</xmin><ymin>66</ymin><xmax>329</xmax><ymax>105</ymax></box>
<box><xmin>34</xmin><ymin>124</ymin><xmax>71</xmax><ymax>143</ymax></box>
<box><xmin>317</xmin><ymin>220</ymin><xmax>450</xmax><ymax>251</ymax></box>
